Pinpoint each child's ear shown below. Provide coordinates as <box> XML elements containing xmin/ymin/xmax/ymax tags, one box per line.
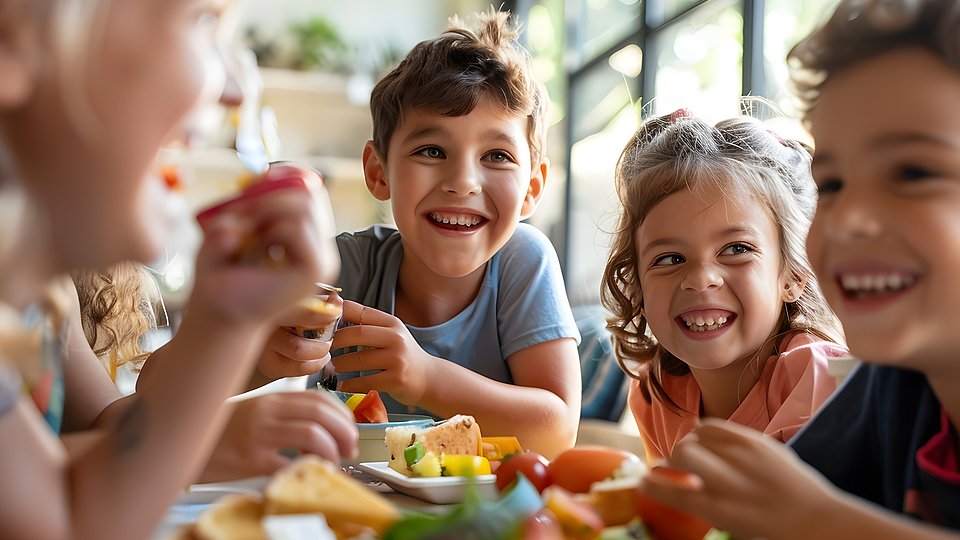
<box><xmin>519</xmin><ymin>159</ymin><xmax>548</xmax><ymax>219</ymax></box>
<box><xmin>782</xmin><ymin>273</ymin><xmax>808</xmax><ymax>303</ymax></box>
<box><xmin>0</xmin><ymin>6</ymin><xmax>39</xmax><ymax>107</ymax></box>
<box><xmin>362</xmin><ymin>141</ymin><xmax>391</xmax><ymax>201</ymax></box>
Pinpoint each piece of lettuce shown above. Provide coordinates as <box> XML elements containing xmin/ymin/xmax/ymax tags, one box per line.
<box><xmin>383</xmin><ymin>475</ymin><xmax>543</xmax><ymax>540</ymax></box>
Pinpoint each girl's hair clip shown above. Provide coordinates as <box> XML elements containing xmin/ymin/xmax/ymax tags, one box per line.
<box><xmin>669</xmin><ymin>108</ymin><xmax>693</xmax><ymax>123</ymax></box>
<box><xmin>766</xmin><ymin>128</ymin><xmax>789</xmax><ymax>146</ymax></box>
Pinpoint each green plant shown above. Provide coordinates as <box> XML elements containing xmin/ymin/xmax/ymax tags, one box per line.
<box><xmin>290</xmin><ymin>17</ymin><xmax>347</xmax><ymax>70</ymax></box>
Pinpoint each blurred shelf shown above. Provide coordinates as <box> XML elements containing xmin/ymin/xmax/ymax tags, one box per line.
<box><xmin>260</xmin><ymin>67</ymin><xmax>373</xmax><ymax>159</ymax></box>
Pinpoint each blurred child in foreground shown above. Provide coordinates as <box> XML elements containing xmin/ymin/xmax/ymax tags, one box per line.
<box><xmin>0</xmin><ymin>0</ymin><xmax>339</xmax><ymax>538</ymax></box>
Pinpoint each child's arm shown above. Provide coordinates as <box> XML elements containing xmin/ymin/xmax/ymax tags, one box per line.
<box><xmin>332</xmin><ymin>301</ymin><xmax>581</xmax><ymax>458</ymax></box>
<box><xmin>1</xmin><ymin>165</ymin><xmax>338</xmax><ymax>540</ymax></box>
<box><xmin>60</xmin><ymin>283</ymin><xmax>125</xmax><ymax>433</ymax></box>
<box><xmin>138</xmin><ymin>324</ymin><xmax>333</xmax><ymax>392</ymax></box>
<box><xmin>640</xmin><ymin>420</ymin><xmax>960</xmax><ymax>540</ymax></box>
<box><xmin>2</xmin><ymin>312</ymin><xmax>277</xmax><ymax>540</ymax></box>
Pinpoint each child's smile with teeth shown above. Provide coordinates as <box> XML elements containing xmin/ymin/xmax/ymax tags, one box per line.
<box><xmin>428</xmin><ymin>211</ymin><xmax>485</xmax><ymax>229</ymax></box>
<box><xmin>837</xmin><ymin>272</ymin><xmax>918</xmax><ymax>300</ymax></box>
<box><xmin>679</xmin><ymin>311</ymin><xmax>734</xmax><ymax>332</ymax></box>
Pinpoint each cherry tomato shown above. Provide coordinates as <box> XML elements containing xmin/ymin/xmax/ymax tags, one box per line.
<box><xmin>495</xmin><ymin>451</ymin><xmax>552</xmax><ymax>493</ymax></box>
<box><xmin>547</xmin><ymin>446</ymin><xmax>641</xmax><ymax>493</ymax></box>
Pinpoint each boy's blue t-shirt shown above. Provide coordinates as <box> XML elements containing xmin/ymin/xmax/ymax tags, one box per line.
<box><xmin>319</xmin><ymin>223</ymin><xmax>580</xmax><ymax>416</ymax></box>
<box><xmin>789</xmin><ymin>363</ymin><xmax>960</xmax><ymax>528</ymax></box>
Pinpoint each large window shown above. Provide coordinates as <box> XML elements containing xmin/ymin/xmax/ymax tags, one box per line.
<box><xmin>515</xmin><ymin>0</ymin><xmax>839</xmax><ymax>303</ymax></box>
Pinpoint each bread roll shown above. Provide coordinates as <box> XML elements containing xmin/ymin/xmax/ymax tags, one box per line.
<box><xmin>193</xmin><ymin>493</ymin><xmax>267</xmax><ymax>540</ymax></box>
<box><xmin>264</xmin><ymin>455</ymin><xmax>399</xmax><ymax>534</ymax></box>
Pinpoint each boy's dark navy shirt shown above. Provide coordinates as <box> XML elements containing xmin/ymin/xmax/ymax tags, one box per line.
<box><xmin>790</xmin><ymin>364</ymin><xmax>960</xmax><ymax>527</ymax></box>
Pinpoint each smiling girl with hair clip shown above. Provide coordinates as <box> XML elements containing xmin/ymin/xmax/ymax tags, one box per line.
<box><xmin>602</xmin><ymin>110</ymin><xmax>847</xmax><ymax>464</ymax></box>
<box><xmin>0</xmin><ymin>0</ymin><xmax>342</xmax><ymax>539</ymax></box>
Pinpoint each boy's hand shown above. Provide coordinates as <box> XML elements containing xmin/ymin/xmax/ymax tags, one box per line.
<box><xmin>330</xmin><ymin>301</ymin><xmax>436</xmax><ymax>405</ymax></box>
<box><xmin>190</xmin><ymin>164</ymin><xmax>339</xmax><ymax>326</ymax></box>
<box><xmin>199</xmin><ymin>390</ymin><xmax>358</xmax><ymax>483</ymax></box>
<box><xmin>640</xmin><ymin>420</ymin><xmax>840</xmax><ymax>539</ymax></box>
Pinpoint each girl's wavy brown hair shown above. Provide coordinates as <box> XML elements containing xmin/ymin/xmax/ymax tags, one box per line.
<box><xmin>789</xmin><ymin>0</ymin><xmax>960</xmax><ymax>121</ymax></box>
<box><xmin>600</xmin><ymin>114</ymin><xmax>844</xmax><ymax>412</ymax></box>
<box><xmin>73</xmin><ymin>262</ymin><xmax>158</xmax><ymax>378</ymax></box>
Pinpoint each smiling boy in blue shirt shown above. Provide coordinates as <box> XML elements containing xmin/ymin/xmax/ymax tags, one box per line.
<box><xmin>321</xmin><ymin>10</ymin><xmax>581</xmax><ymax>456</ymax></box>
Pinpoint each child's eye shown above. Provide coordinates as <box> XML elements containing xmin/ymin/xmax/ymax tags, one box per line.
<box><xmin>816</xmin><ymin>178</ymin><xmax>843</xmax><ymax>196</ymax></box>
<box><xmin>896</xmin><ymin>165</ymin><xmax>934</xmax><ymax>181</ymax></box>
<box><xmin>416</xmin><ymin>147</ymin><xmax>445</xmax><ymax>159</ymax></box>
<box><xmin>652</xmin><ymin>254</ymin><xmax>684</xmax><ymax>267</ymax></box>
<box><xmin>720</xmin><ymin>243</ymin><xmax>754</xmax><ymax>256</ymax></box>
<box><xmin>484</xmin><ymin>150</ymin><xmax>515</xmax><ymax>164</ymax></box>
<box><xmin>191</xmin><ymin>1</ymin><xmax>224</xmax><ymax>32</ymax></box>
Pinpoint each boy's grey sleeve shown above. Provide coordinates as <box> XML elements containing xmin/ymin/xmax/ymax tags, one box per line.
<box><xmin>496</xmin><ymin>224</ymin><xmax>580</xmax><ymax>360</ymax></box>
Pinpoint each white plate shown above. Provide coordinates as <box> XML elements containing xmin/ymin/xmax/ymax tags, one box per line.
<box><xmin>357</xmin><ymin>461</ymin><xmax>498</xmax><ymax>504</ymax></box>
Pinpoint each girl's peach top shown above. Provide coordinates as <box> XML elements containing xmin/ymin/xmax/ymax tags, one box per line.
<box><xmin>630</xmin><ymin>332</ymin><xmax>848</xmax><ymax>464</ymax></box>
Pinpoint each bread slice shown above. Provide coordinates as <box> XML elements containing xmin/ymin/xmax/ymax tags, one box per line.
<box><xmin>264</xmin><ymin>455</ymin><xmax>399</xmax><ymax>535</ymax></box>
<box><xmin>193</xmin><ymin>493</ymin><xmax>267</xmax><ymax>540</ymax></box>
<box><xmin>384</xmin><ymin>414</ymin><xmax>482</xmax><ymax>475</ymax></box>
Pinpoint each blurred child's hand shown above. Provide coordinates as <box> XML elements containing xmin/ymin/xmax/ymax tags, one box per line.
<box><xmin>255</xmin><ymin>288</ymin><xmax>343</xmax><ymax>380</ymax></box>
<box><xmin>255</xmin><ymin>326</ymin><xmax>333</xmax><ymax>380</ymax></box>
<box><xmin>199</xmin><ymin>390</ymin><xmax>358</xmax><ymax>483</ymax></box>
<box><xmin>330</xmin><ymin>301</ymin><xmax>437</xmax><ymax>405</ymax></box>
<box><xmin>191</xmin><ymin>164</ymin><xmax>339</xmax><ymax>326</ymax></box>
<box><xmin>640</xmin><ymin>420</ymin><xmax>842</xmax><ymax>539</ymax></box>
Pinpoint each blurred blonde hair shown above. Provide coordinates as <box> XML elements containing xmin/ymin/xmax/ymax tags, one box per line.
<box><xmin>73</xmin><ymin>262</ymin><xmax>159</xmax><ymax>379</ymax></box>
<box><xmin>600</xmin><ymin>113</ymin><xmax>845</xmax><ymax>412</ymax></box>
<box><xmin>0</xmin><ymin>0</ymin><xmax>108</xmax><ymax>372</ymax></box>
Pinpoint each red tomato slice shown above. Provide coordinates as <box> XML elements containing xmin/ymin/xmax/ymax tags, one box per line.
<box><xmin>353</xmin><ymin>390</ymin><xmax>388</xmax><ymax>423</ymax></box>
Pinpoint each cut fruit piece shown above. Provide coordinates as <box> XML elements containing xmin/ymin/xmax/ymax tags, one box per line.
<box><xmin>411</xmin><ymin>451</ymin><xmax>442</xmax><ymax>478</ymax></box>
<box><xmin>353</xmin><ymin>390</ymin><xmax>388</xmax><ymax>424</ymax></box>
